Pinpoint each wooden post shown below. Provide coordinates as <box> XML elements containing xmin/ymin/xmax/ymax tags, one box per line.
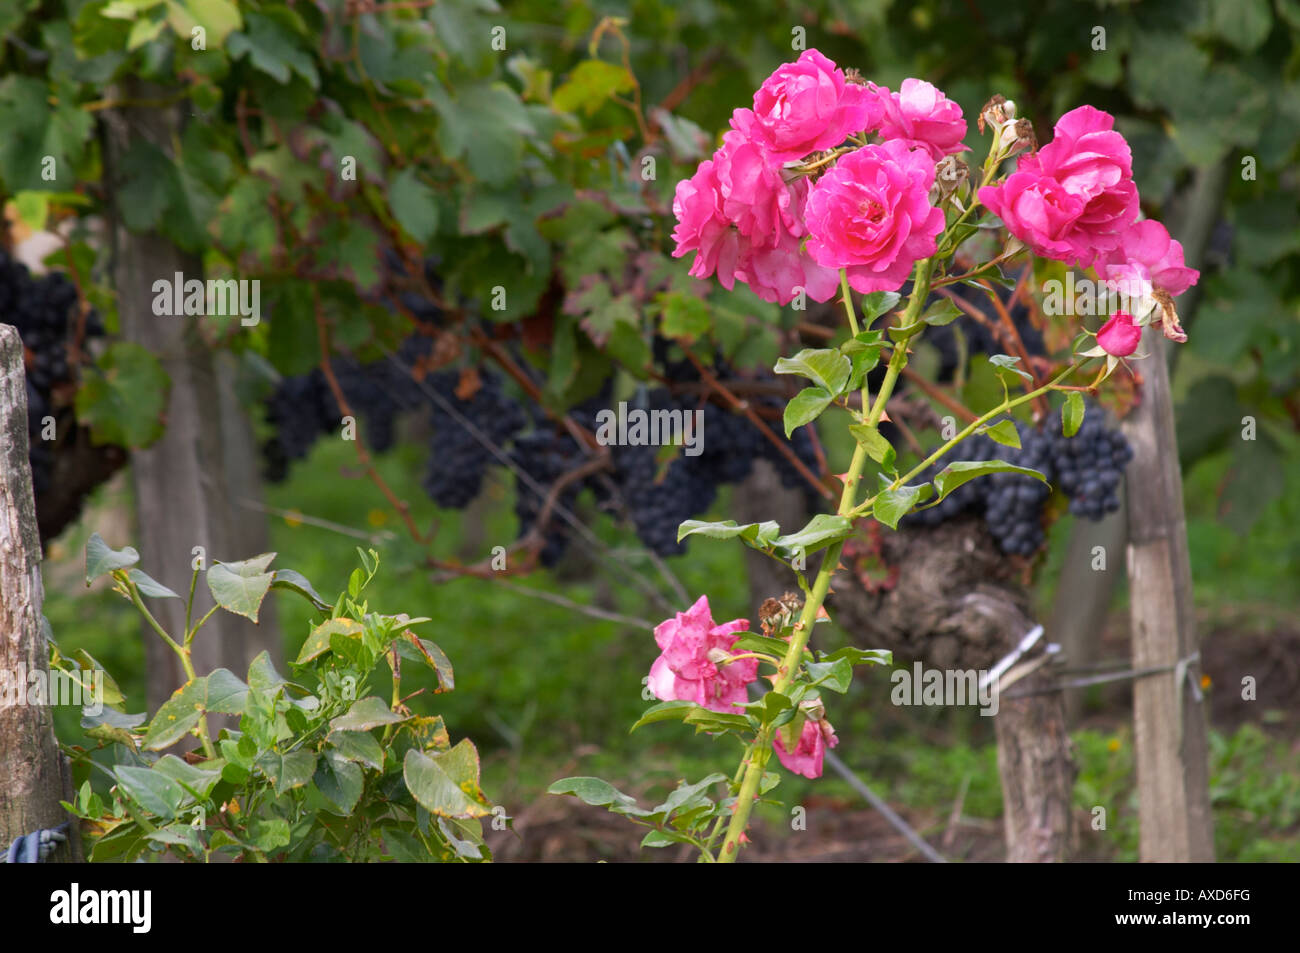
<box><xmin>1123</xmin><ymin>329</ymin><xmax>1215</xmax><ymax>861</ymax></box>
<box><xmin>0</xmin><ymin>325</ymin><xmax>76</xmax><ymax>861</ymax></box>
<box><xmin>100</xmin><ymin>82</ymin><xmax>281</xmax><ymax>711</ymax></box>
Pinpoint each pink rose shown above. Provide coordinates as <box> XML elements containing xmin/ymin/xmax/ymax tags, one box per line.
<box><xmin>872</xmin><ymin>78</ymin><xmax>969</xmax><ymax>162</ymax></box>
<box><xmin>715</xmin><ymin>127</ymin><xmax>804</xmax><ymax>246</ymax></box>
<box><xmin>979</xmin><ymin>105</ymin><xmax>1139</xmax><ymax>267</ymax></box>
<box><xmin>670</xmin><ymin>155</ymin><xmax>745</xmax><ymax>288</ymax></box>
<box><xmin>647</xmin><ymin>596</ymin><xmax>757</xmax><ymax>713</ymax></box>
<box><xmin>737</xmin><ymin>229</ymin><xmax>842</xmax><ymax>306</ymax></box>
<box><xmin>773</xmin><ymin>717</ymin><xmax>838</xmax><ymax>779</ymax></box>
<box><xmin>731</xmin><ymin>50</ymin><xmax>880</xmax><ymax>162</ymax></box>
<box><xmin>1097</xmin><ymin>311</ymin><xmax>1142</xmax><ymax>357</ymax></box>
<box><xmin>804</xmin><ymin>140</ymin><xmax>946</xmax><ymax>293</ymax></box>
<box><xmin>1098</xmin><ymin>219</ymin><xmax>1200</xmax><ymax>300</ymax></box>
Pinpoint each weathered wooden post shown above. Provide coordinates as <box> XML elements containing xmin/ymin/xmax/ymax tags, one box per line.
<box><xmin>0</xmin><ymin>324</ymin><xmax>77</xmax><ymax>861</ymax></box>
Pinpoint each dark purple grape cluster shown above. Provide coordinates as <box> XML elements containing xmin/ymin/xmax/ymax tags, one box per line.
<box><xmin>510</xmin><ymin>429</ymin><xmax>588</xmax><ymax>567</ymax></box>
<box><xmin>1049</xmin><ymin>410</ymin><xmax>1132</xmax><ymax>520</ymax></box>
<box><xmin>421</xmin><ymin>370</ymin><xmax>526</xmax><ymax>509</ymax></box>
<box><xmin>0</xmin><ymin>250</ymin><xmax>104</xmax><ymax>495</ymax></box>
<box><xmin>901</xmin><ymin>403</ymin><xmax>1131</xmax><ymax>555</ymax></box>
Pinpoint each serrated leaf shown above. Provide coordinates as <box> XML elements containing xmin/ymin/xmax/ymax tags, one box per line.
<box><xmin>314</xmin><ymin>750</ymin><xmax>363</xmax><ymax>814</ymax></box>
<box><xmin>389</xmin><ymin>167</ymin><xmax>439</xmax><ymax>244</ymax></box>
<box><xmin>873</xmin><ymin>482</ymin><xmax>933</xmax><ymax>529</ymax></box>
<box><xmin>932</xmin><ymin>460</ymin><xmax>1047</xmax><ymax>501</ymax></box>
<box><xmin>783</xmin><ymin>387</ymin><xmax>833</xmax><ymax>437</ymax></box>
<box><xmin>773</xmin><ymin>514</ymin><xmax>854</xmax><ymax>556</ymax></box>
<box><xmin>75</xmin><ymin>342</ymin><xmax>170</xmax><ymax>448</ymax></box>
<box><xmin>126</xmin><ymin>568</ymin><xmax>180</xmax><ymax>599</ymax></box>
<box><xmin>988</xmin><ymin>353</ymin><xmax>1032</xmax><ymax>381</ymax></box>
<box><xmin>547</xmin><ymin>776</ymin><xmax>650</xmax><ymax>816</ymax></box>
<box><xmin>806</xmin><ymin>657</ymin><xmax>853</xmax><ymax>693</ymax></box>
<box><xmin>206</xmin><ymin>553</ymin><xmax>276</xmax><ymax>622</ymax></box>
<box><xmin>921</xmin><ymin>298</ymin><xmax>963</xmax><ymax>327</ymax></box>
<box><xmin>774</xmin><ymin>348</ymin><xmax>852</xmax><ymax>395</ymax></box>
<box><xmin>849</xmin><ymin>424</ymin><xmax>896</xmax><ymax>469</ymax></box>
<box><xmin>981</xmin><ymin>419</ymin><xmax>1021</xmax><ymax>449</ymax></box>
<box><xmin>270</xmin><ymin>569</ymin><xmax>331</xmax><ymax>611</ymax></box>
<box><xmin>1062</xmin><ymin>391</ymin><xmax>1085</xmax><ymax>438</ymax></box>
<box><xmin>629</xmin><ymin>700</ymin><xmax>696</xmax><ymax>732</ymax></box>
<box><xmin>113</xmin><ymin>765</ymin><xmax>186</xmax><ymax>821</ymax></box>
<box><xmin>676</xmin><ymin>519</ymin><xmax>780</xmax><ymax>548</ymax></box>
<box><xmin>254</xmin><ymin>749</ymin><xmax>317</xmax><ymax>796</ymax></box>
<box><xmin>295</xmin><ymin>617</ymin><xmax>363</xmax><ymax>663</ymax></box>
<box><xmin>85</xmin><ymin>533</ymin><xmax>140</xmax><ymax>583</ymax></box>
<box><xmin>403</xmin><ymin>741</ymin><xmax>493</xmax><ymax>819</ymax></box>
<box><xmin>859</xmin><ymin>291</ymin><xmax>901</xmax><ymax>324</ymax></box>
<box><xmin>328</xmin><ymin>730</ymin><xmax>385</xmax><ymax>771</ymax></box>
<box><xmin>551</xmin><ymin>59</ymin><xmax>635</xmax><ymax>115</ymax></box>
<box><xmin>329</xmin><ymin>696</ymin><xmax>409</xmax><ymax>732</ymax></box>
<box><xmin>651</xmin><ymin>773</ymin><xmax>729</xmax><ymax>818</ymax></box>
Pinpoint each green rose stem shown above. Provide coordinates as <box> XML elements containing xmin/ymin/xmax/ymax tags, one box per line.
<box><xmin>121</xmin><ymin>573</ymin><xmax>218</xmax><ymax>761</ymax></box>
<box><xmin>716</xmin><ymin>259</ymin><xmax>934</xmax><ymax>862</ymax></box>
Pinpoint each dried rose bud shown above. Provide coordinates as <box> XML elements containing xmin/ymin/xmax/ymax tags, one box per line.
<box><xmin>978</xmin><ymin>94</ymin><xmax>1015</xmax><ymax>133</ymax></box>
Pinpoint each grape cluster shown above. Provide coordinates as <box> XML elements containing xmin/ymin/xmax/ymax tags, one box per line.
<box><xmin>421</xmin><ymin>370</ymin><xmax>526</xmax><ymax>509</ymax></box>
<box><xmin>902</xmin><ymin>404</ymin><xmax>1131</xmax><ymax>556</ymax></box>
<box><xmin>0</xmin><ymin>250</ymin><xmax>104</xmax><ymax>496</ymax></box>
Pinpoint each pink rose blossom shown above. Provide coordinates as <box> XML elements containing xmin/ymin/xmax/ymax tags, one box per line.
<box><xmin>736</xmin><ymin>229</ymin><xmax>842</xmax><ymax>305</ymax></box>
<box><xmin>773</xmin><ymin>717</ymin><xmax>838</xmax><ymax>779</ymax></box>
<box><xmin>979</xmin><ymin>105</ymin><xmax>1139</xmax><ymax>267</ymax></box>
<box><xmin>1098</xmin><ymin>219</ymin><xmax>1200</xmax><ymax>300</ymax></box>
<box><xmin>715</xmin><ymin>127</ymin><xmax>803</xmax><ymax>246</ymax></box>
<box><xmin>1097</xmin><ymin>311</ymin><xmax>1142</xmax><ymax>357</ymax></box>
<box><xmin>647</xmin><ymin>596</ymin><xmax>757</xmax><ymax>713</ymax></box>
<box><xmin>804</xmin><ymin>140</ymin><xmax>946</xmax><ymax>293</ymax></box>
<box><xmin>670</xmin><ymin>155</ymin><xmax>744</xmax><ymax>288</ymax></box>
<box><xmin>730</xmin><ymin>50</ymin><xmax>880</xmax><ymax>162</ymax></box>
<box><xmin>872</xmin><ymin>78</ymin><xmax>969</xmax><ymax>161</ymax></box>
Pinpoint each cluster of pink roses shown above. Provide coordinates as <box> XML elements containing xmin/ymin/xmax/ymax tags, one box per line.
<box><xmin>672</xmin><ymin>49</ymin><xmax>1201</xmax><ymax>358</ymax></box>
<box><xmin>671</xmin><ymin>50</ymin><xmax>967</xmax><ymax>304</ymax></box>
<box><xmin>648</xmin><ymin>596</ymin><xmax>837</xmax><ymax>778</ymax></box>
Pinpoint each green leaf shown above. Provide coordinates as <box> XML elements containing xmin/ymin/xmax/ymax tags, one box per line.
<box><xmin>169</xmin><ymin>0</ymin><xmax>242</xmax><ymax>46</ymax></box>
<box><xmin>329</xmin><ymin>696</ymin><xmax>410</xmax><ymax>732</ymax></box>
<box><xmin>932</xmin><ymin>460</ymin><xmax>1048</xmax><ymax>502</ymax></box>
<box><xmin>849</xmin><ymin>424</ymin><xmax>896</xmax><ymax>469</ymax></box>
<box><xmin>552</xmin><ymin>59</ymin><xmax>635</xmax><ymax>115</ymax></box>
<box><xmin>981</xmin><ymin>419</ymin><xmax>1021</xmax><ymax>449</ymax></box>
<box><xmin>389</xmin><ymin>167</ymin><xmax>440</xmax><ymax>244</ymax></box>
<box><xmin>247</xmin><ymin>651</ymin><xmax>289</xmax><ymax>696</ymax></box>
<box><xmin>85</xmin><ymin>533</ymin><xmax>139</xmax><ymax>583</ymax></box>
<box><xmin>773</xmin><ymin>514</ymin><xmax>854</xmax><ymax>556</ymax></box>
<box><xmin>651</xmin><ymin>773</ymin><xmax>729</xmax><ymax>818</ymax></box>
<box><xmin>206</xmin><ymin>553</ymin><xmax>276</xmax><ymax>622</ymax></box>
<box><xmin>126</xmin><ymin>568</ymin><xmax>180</xmax><ymax>599</ymax></box>
<box><xmin>152</xmin><ymin>754</ymin><xmax>223</xmax><ymax>800</ymax></box>
<box><xmin>1062</xmin><ymin>392</ymin><xmax>1085</xmax><ymax>438</ymax></box>
<box><xmin>143</xmin><ymin>677</ymin><xmax>206</xmax><ymax>750</ymax></box>
<box><xmin>314</xmin><ymin>750</ymin><xmax>363</xmax><ymax>814</ymax></box>
<box><xmin>988</xmin><ymin>353</ymin><xmax>1032</xmax><ymax>382</ymax></box>
<box><xmin>753</xmin><ymin>691</ymin><xmax>795</xmax><ymax>727</ymax></box>
<box><xmin>547</xmin><ymin>777</ymin><xmax>650</xmax><ymax>817</ymax></box>
<box><xmin>113</xmin><ymin>765</ymin><xmax>186</xmax><ymax>821</ymax></box>
<box><xmin>226</xmin><ymin>10</ymin><xmax>319</xmax><ymax>87</ymax></box>
<box><xmin>921</xmin><ymin>298</ymin><xmax>963</xmax><ymax>327</ymax></box>
<box><xmin>657</xmin><ymin>291</ymin><xmax>710</xmax><ymax>342</ymax></box>
<box><xmin>428</xmin><ymin>81</ymin><xmax>533</xmax><ymax>187</ymax></box>
<box><xmin>403</xmin><ymin>741</ymin><xmax>493</xmax><ymax>819</ymax></box>
<box><xmin>822</xmin><ymin>646</ymin><xmax>893</xmax><ymax>668</ymax></box>
<box><xmin>75</xmin><ymin>342</ymin><xmax>170</xmax><ymax>448</ymax></box>
<box><xmin>328</xmin><ymin>730</ymin><xmax>385</xmax><ymax>771</ymax></box>
<box><xmin>247</xmin><ymin>818</ymin><xmax>291</xmax><ymax>852</ymax></box>
<box><xmin>269</xmin><ymin>569</ymin><xmax>331</xmax><ymax>611</ymax></box>
<box><xmin>394</xmin><ymin>634</ymin><xmax>455</xmax><ymax>691</ymax></box>
<box><xmin>629</xmin><ymin>700</ymin><xmax>696</xmax><ymax>732</ymax></box>
<box><xmin>859</xmin><ymin>291</ymin><xmax>901</xmax><ymax>324</ymax></box>
<box><xmin>783</xmin><ymin>387</ymin><xmax>833</xmax><ymax>437</ymax></box>
<box><xmin>873</xmin><ymin>482</ymin><xmax>933</xmax><ymax>529</ymax></box>
<box><xmin>774</xmin><ymin>348</ymin><xmax>852</xmax><ymax>395</ymax></box>
<box><xmin>683</xmin><ymin>709</ymin><xmax>753</xmax><ymax>734</ymax></box>
<box><xmin>203</xmin><ymin>668</ymin><xmax>249</xmax><ymax>715</ymax></box>
<box><xmin>731</xmin><ymin>633</ymin><xmax>796</xmax><ymax>658</ymax></box>
<box><xmin>806</xmin><ymin>657</ymin><xmax>853</xmax><ymax>693</ymax></box>
<box><xmin>676</xmin><ymin>519</ymin><xmax>780</xmax><ymax>548</ymax></box>
<box><xmin>254</xmin><ymin>749</ymin><xmax>317</xmax><ymax>796</ymax></box>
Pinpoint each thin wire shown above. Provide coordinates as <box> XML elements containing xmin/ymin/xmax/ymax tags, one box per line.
<box><xmin>375</xmin><ymin>343</ymin><xmax>682</xmax><ymax>614</ymax></box>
